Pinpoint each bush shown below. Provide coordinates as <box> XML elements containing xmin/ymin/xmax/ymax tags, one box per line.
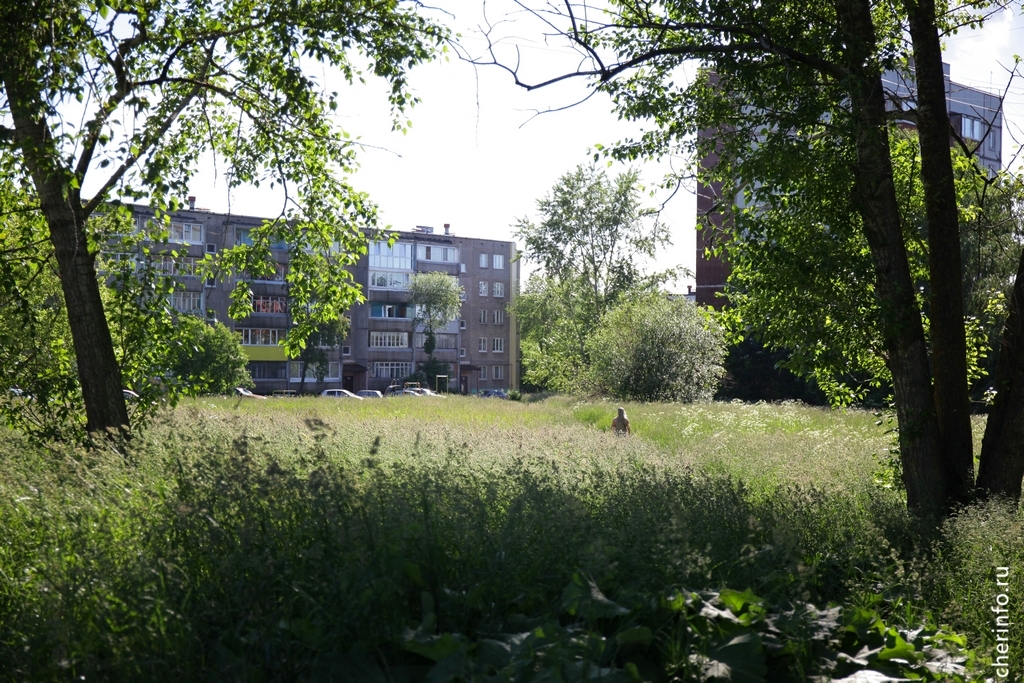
<box><xmin>589</xmin><ymin>295</ymin><xmax>727</xmax><ymax>401</ymax></box>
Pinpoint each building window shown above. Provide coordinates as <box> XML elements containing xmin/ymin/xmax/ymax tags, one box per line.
<box><xmin>252</xmin><ymin>295</ymin><xmax>287</xmax><ymax>314</ymax></box>
<box><xmin>460</xmin><ymin>347</ymin><xmax>466</xmax><ymax>357</ymax></box>
<box><xmin>414</xmin><ymin>333</ymin><xmax>457</xmax><ymax>349</ymax></box>
<box><xmin>369</xmin><ymin>241</ymin><xmax>413</xmax><ymax>269</ymax></box>
<box><xmin>245</xmin><ymin>262</ymin><xmax>286</xmax><ymax>282</ymax></box>
<box><xmin>479</xmin><ymin>253</ymin><xmax>488</xmax><ymax>268</ymax></box>
<box><xmin>236</xmin><ymin>228</ymin><xmax>286</xmax><ymax>250</ymax></box>
<box><xmin>478</xmin><ymin>366</ymin><xmax>487</xmax><ymax>380</ymax></box>
<box><xmin>961</xmin><ymin>116</ymin><xmax>985</xmax><ymax>141</ymax></box>
<box><xmin>989</xmin><ymin>131</ymin><xmax>998</xmax><ymax>150</ymax></box>
<box><xmin>237</xmin><ymin>328</ymin><xmax>284</xmax><ymax>345</ymax></box>
<box><xmin>493</xmin><ymin>337</ymin><xmax>504</xmax><ymax>353</ymax></box>
<box><xmin>493</xmin><ymin>254</ymin><xmax>505</xmax><ymax>269</ymax></box>
<box><xmin>479</xmin><ymin>281</ymin><xmax>488</xmax><ymax>296</ymax></box>
<box><xmin>460</xmin><ymin>263</ymin><xmax>466</xmax><ymax>273</ymax></box>
<box><xmin>370</xmin><ymin>302</ymin><xmax>412</xmax><ymax>318</ymax></box>
<box><xmin>151</xmin><ymin>254</ymin><xmax>202</xmax><ymax>277</ymax></box>
<box><xmin>342</xmin><ymin>346</ymin><xmax>352</xmax><ymax>356</ymax></box>
<box><xmin>169</xmin><ymin>221</ymin><xmax>203</xmax><ymax>243</ymax></box>
<box><xmin>369</xmin><ymin>331</ymin><xmax>409</xmax><ymax>348</ymax></box>
<box><xmin>290</xmin><ymin>361</ymin><xmax>341</xmax><ymax>382</ymax></box>
<box><xmin>493</xmin><ymin>282</ymin><xmax>504</xmax><ymax>298</ymax></box>
<box><xmin>492</xmin><ymin>309</ymin><xmax>504</xmax><ymax>325</ymax></box>
<box><xmin>248</xmin><ymin>361</ymin><xmax>288</xmax><ymax>379</ymax></box>
<box><xmin>479</xmin><ymin>309</ymin><xmax>487</xmax><ymax>324</ymax></box>
<box><xmin>493</xmin><ymin>365</ymin><xmax>504</xmax><ymax>380</ymax></box>
<box><xmin>370</xmin><ymin>271</ymin><xmax>411</xmax><ymax>290</ymax></box>
<box><xmin>460</xmin><ymin>319</ymin><xmax>466</xmax><ymax>329</ymax></box>
<box><xmin>417</xmin><ymin>245</ymin><xmax>459</xmax><ymax>263</ymax></box>
<box><xmin>172</xmin><ymin>290</ymin><xmax>203</xmax><ymax>314</ymax></box>
<box><xmin>373</xmin><ymin>361</ymin><xmax>413</xmax><ymax>379</ymax></box>
<box><xmin>206</xmin><ymin>243</ymin><xmax>217</xmax><ymax>254</ymax></box>
<box><xmin>478</xmin><ymin>337</ymin><xmax>487</xmax><ymax>352</ymax></box>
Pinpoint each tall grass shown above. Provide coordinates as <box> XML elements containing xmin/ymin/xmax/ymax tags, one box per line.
<box><xmin>0</xmin><ymin>396</ymin><xmax>1020</xmax><ymax>681</ymax></box>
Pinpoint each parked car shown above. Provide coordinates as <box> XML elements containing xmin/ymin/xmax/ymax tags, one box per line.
<box><xmin>417</xmin><ymin>388</ymin><xmax>447</xmax><ymax>398</ymax></box>
<box><xmin>384</xmin><ymin>382</ymin><xmax>424</xmax><ymax>397</ymax></box>
<box><xmin>357</xmin><ymin>390</ymin><xmax>384</xmax><ymax>399</ymax></box>
<box><xmin>321</xmin><ymin>389</ymin><xmax>363</xmax><ymax>399</ymax></box>
<box><xmin>271</xmin><ymin>390</ymin><xmax>298</xmax><ymax>398</ymax></box>
<box><xmin>235</xmin><ymin>387</ymin><xmax>267</xmax><ymax>399</ymax></box>
<box><xmin>479</xmin><ymin>389</ymin><xmax>509</xmax><ymax>399</ymax></box>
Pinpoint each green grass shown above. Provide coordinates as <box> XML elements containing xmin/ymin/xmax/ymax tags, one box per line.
<box><xmin>0</xmin><ymin>396</ymin><xmax>1020</xmax><ymax>681</ymax></box>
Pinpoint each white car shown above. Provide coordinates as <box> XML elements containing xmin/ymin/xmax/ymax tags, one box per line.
<box><xmin>357</xmin><ymin>390</ymin><xmax>383</xmax><ymax>399</ymax></box>
<box><xmin>321</xmin><ymin>389</ymin><xmax>363</xmax><ymax>399</ymax></box>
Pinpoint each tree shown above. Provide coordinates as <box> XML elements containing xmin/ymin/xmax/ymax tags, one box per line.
<box><xmin>512</xmin><ymin>164</ymin><xmax>679</xmax><ymax>391</ymax></box>
<box><xmin>589</xmin><ymin>295</ymin><xmax>727</xmax><ymax>402</ymax></box>
<box><xmin>293</xmin><ymin>316</ymin><xmax>349</xmax><ymax>394</ymax></box>
<box><xmin>481</xmin><ymin>0</ymin><xmax>1024</xmax><ymax>515</ymax></box>
<box><xmin>0</xmin><ymin>0</ymin><xmax>444</xmax><ymax>438</ymax></box>
<box><xmin>408</xmin><ymin>270</ymin><xmax>463</xmax><ymax>359</ymax></box>
<box><xmin>171</xmin><ymin>317</ymin><xmax>253</xmax><ymax>395</ymax></box>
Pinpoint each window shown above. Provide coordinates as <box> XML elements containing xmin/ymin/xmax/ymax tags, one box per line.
<box><xmin>373</xmin><ymin>362</ymin><xmax>413</xmax><ymax>379</ymax></box>
<box><xmin>989</xmin><ymin>130</ymin><xmax>998</xmax><ymax>151</ymax></box>
<box><xmin>370</xmin><ymin>271</ymin><xmax>411</xmax><ymax>290</ymax></box>
<box><xmin>478</xmin><ymin>366</ymin><xmax>487</xmax><ymax>380</ymax></box>
<box><xmin>236</xmin><ymin>228</ymin><xmax>286</xmax><ymax>250</ymax></box>
<box><xmin>479</xmin><ymin>309</ymin><xmax>487</xmax><ymax>324</ymax></box>
<box><xmin>961</xmin><ymin>115</ymin><xmax>985</xmax><ymax>141</ymax></box>
<box><xmin>237</xmin><ymin>328</ymin><xmax>284</xmax><ymax>345</ymax></box>
<box><xmin>460</xmin><ymin>263</ymin><xmax>466</xmax><ymax>273</ymax></box>
<box><xmin>479</xmin><ymin>281</ymin><xmax>488</xmax><ymax>296</ymax></box>
<box><xmin>460</xmin><ymin>347</ymin><xmax>466</xmax><ymax>357</ymax></box>
<box><xmin>414</xmin><ymin>333</ymin><xmax>457</xmax><ymax>349</ymax></box>
<box><xmin>493</xmin><ymin>365</ymin><xmax>504</xmax><ymax>380</ymax></box>
<box><xmin>172</xmin><ymin>290</ymin><xmax>203</xmax><ymax>314</ymax></box>
<box><xmin>246</xmin><ymin>262</ymin><xmax>286</xmax><ymax>282</ymax></box>
<box><xmin>248</xmin><ymin>361</ymin><xmax>287</xmax><ymax>379</ymax></box>
<box><xmin>493</xmin><ymin>282</ymin><xmax>504</xmax><ymax>298</ymax></box>
<box><xmin>252</xmin><ymin>295</ymin><xmax>287</xmax><ymax>314</ymax></box>
<box><xmin>342</xmin><ymin>346</ymin><xmax>352</xmax><ymax>356</ymax></box>
<box><xmin>369</xmin><ymin>331</ymin><xmax>409</xmax><ymax>348</ymax></box>
<box><xmin>417</xmin><ymin>245</ymin><xmax>459</xmax><ymax>263</ymax></box>
<box><xmin>290</xmin><ymin>361</ymin><xmax>341</xmax><ymax>382</ymax></box>
<box><xmin>169</xmin><ymin>221</ymin><xmax>203</xmax><ymax>243</ymax></box>
<box><xmin>479</xmin><ymin>253</ymin><xmax>488</xmax><ymax>268</ymax></box>
<box><xmin>460</xmin><ymin>320</ymin><xmax>466</xmax><ymax>330</ymax></box>
<box><xmin>206</xmin><ymin>243</ymin><xmax>217</xmax><ymax>254</ymax></box>
<box><xmin>370</xmin><ymin>303</ymin><xmax>412</xmax><ymax>318</ymax></box>
<box><xmin>493</xmin><ymin>337</ymin><xmax>504</xmax><ymax>353</ymax></box>
<box><xmin>369</xmin><ymin>241</ymin><xmax>413</xmax><ymax>269</ymax></box>
<box><xmin>478</xmin><ymin>337</ymin><xmax>487</xmax><ymax>352</ymax></box>
<box><xmin>492</xmin><ymin>309</ymin><xmax>504</xmax><ymax>325</ymax></box>
<box><xmin>493</xmin><ymin>254</ymin><xmax>505</xmax><ymax>269</ymax></box>
<box><xmin>152</xmin><ymin>254</ymin><xmax>202</xmax><ymax>277</ymax></box>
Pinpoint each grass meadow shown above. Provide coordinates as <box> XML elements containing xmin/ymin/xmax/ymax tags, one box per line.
<box><xmin>1</xmin><ymin>395</ymin><xmax>1021</xmax><ymax>681</ymax></box>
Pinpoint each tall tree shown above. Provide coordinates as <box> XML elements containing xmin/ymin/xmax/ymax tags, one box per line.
<box><xmin>482</xmin><ymin>0</ymin><xmax>1023</xmax><ymax>514</ymax></box>
<box><xmin>408</xmin><ymin>270</ymin><xmax>464</xmax><ymax>360</ymax></box>
<box><xmin>0</xmin><ymin>0</ymin><xmax>444</xmax><ymax>437</ymax></box>
<box><xmin>294</xmin><ymin>317</ymin><xmax>349</xmax><ymax>395</ymax></box>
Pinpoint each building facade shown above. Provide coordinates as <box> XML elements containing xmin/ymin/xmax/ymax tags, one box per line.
<box><xmin>695</xmin><ymin>62</ymin><xmax>1004</xmax><ymax>308</ymax></box>
<box><xmin>127</xmin><ymin>204</ymin><xmax>519</xmax><ymax>394</ymax></box>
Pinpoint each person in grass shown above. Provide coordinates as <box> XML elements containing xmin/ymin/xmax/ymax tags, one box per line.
<box><xmin>611</xmin><ymin>407</ymin><xmax>631</xmax><ymax>435</ymax></box>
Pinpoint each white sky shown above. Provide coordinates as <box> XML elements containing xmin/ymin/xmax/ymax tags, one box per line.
<box><xmin>185</xmin><ymin>3</ymin><xmax>1024</xmax><ymax>291</ymax></box>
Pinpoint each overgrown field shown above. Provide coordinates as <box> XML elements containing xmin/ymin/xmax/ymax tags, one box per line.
<box><xmin>1</xmin><ymin>396</ymin><xmax>1020</xmax><ymax>681</ymax></box>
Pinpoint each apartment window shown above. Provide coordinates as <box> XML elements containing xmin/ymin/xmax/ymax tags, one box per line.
<box><xmin>246</xmin><ymin>262</ymin><xmax>286</xmax><ymax>282</ymax></box>
<box><xmin>479</xmin><ymin>309</ymin><xmax>487</xmax><ymax>324</ymax></box>
<box><xmin>417</xmin><ymin>245</ymin><xmax>459</xmax><ymax>263</ymax></box>
<box><xmin>460</xmin><ymin>263</ymin><xmax>466</xmax><ymax>273</ymax></box>
<box><xmin>248</xmin><ymin>361</ymin><xmax>287</xmax><ymax>379</ymax></box>
<box><xmin>370</xmin><ymin>271</ymin><xmax>411</xmax><ymax>290</ymax></box>
<box><xmin>479</xmin><ymin>253</ymin><xmax>488</xmax><ymax>268</ymax></box>
<box><xmin>369</xmin><ymin>241</ymin><xmax>413</xmax><ymax>269</ymax></box>
<box><xmin>290</xmin><ymin>361</ymin><xmax>341</xmax><ymax>382</ymax></box>
<box><xmin>252</xmin><ymin>295</ymin><xmax>287</xmax><ymax>314</ymax></box>
<box><xmin>989</xmin><ymin>131</ymin><xmax>998</xmax><ymax>150</ymax></box>
<box><xmin>493</xmin><ymin>282</ymin><xmax>504</xmax><ymax>298</ymax></box>
<box><xmin>206</xmin><ymin>243</ymin><xmax>217</xmax><ymax>254</ymax></box>
<box><xmin>169</xmin><ymin>221</ymin><xmax>203</xmax><ymax>244</ymax></box>
<box><xmin>236</xmin><ymin>228</ymin><xmax>286</xmax><ymax>250</ymax></box>
<box><xmin>493</xmin><ymin>254</ymin><xmax>505</xmax><ymax>269</ymax></box>
<box><xmin>342</xmin><ymin>346</ymin><xmax>352</xmax><ymax>356</ymax></box>
<box><xmin>478</xmin><ymin>337</ymin><xmax>487</xmax><ymax>352</ymax></box>
<box><xmin>370</xmin><ymin>303</ymin><xmax>412</xmax><ymax>318</ymax></box>
<box><xmin>171</xmin><ymin>290</ymin><xmax>203</xmax><ymax>314</ymax></box>
<box><xmin>478</xmin><ymin>366</ymin><xmax>487</xmax><ymax>380</ymax></box>
<box><xmin>459</xmin><ymin>347</ymin><xmax>466</xmax><ymax>357</ymax></box>
<box><xmin>493</xmin><ymin>337</ymin><xmax>504</xmax><ymax>353</ymax></box>
<box><xmin>237</xmin><ymin>328</ymin><xmax>284</xmax><ymax>345</ymax></box>
<box><xmin>479</xmin><ymin>281</ymin><xmax>488</xmax><ymax>296</ymax></box>
<box><xmin>961</xmin><ymin>116</ymin><xmax>985</xmax><ymax>141</ymax></box>
<box><xmin>369</xmin><ymin>331</ymin><xmax>409</xmax><ymax>348</ymax></box>
<box><xmin>493</xmin><ymin>365</ymin><xmax>504</xmax><ymax>380</ymax></box>
<box><xmin>373</xmin><ymin>361</ymin><xmax>413</xmax><ymax>379</ymax></box>
<box><xmin>152</xmin><ymin>254</ymin><xmax>201</xmax><ymax>277</ymax></box>
<box><xmin>492</xmin><ymin>309</ymin><xmax>504</xmax><ymax>325</ymax></box>
<box><xmin>414</xmin><ymin>333</ymin><xmax>457</xmax><ymax>349</ymax></box>
<box><xmin>460</xmin><ymin>320</ymin><xmax>466</xmax><ymax>330</ymax></box>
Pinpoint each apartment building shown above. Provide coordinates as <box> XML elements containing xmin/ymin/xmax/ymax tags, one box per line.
<box><xmin>695</xmin><ymin>62</ymin><xmax>1004</xmax><ymax>308</ymax></box>
<box><xmin>126</xmin><ymin>203</ymin><xmax>519</xmax><ymax>394</ymax></box>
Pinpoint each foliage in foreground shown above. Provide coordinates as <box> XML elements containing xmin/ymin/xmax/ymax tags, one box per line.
<box><xmin>0</xmin><ymin>399</ymin><xmax>1020</xmax><ymax>681</ymax></box>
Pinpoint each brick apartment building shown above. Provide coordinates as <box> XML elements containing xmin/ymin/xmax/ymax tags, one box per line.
<box><xmin>127</xmin><ymin>203</ymin><xmax>519</xmax><ymax>394</ymax></box>
<box><xmin>695</xmin><ymin>62</ymin><xmax>1003</xmax><ymax>308</ymax></box>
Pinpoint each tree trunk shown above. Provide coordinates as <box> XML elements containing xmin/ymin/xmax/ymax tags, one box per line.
<box><xmin>3</xmin><ymin>65</ymin><xmax>130</xmax><ymax>437</ymax></box>
<box><xmin>976</xmin><ymin>246</ymin><xmax>1024</xmax><ymax>499</ymax></box>
<box><xmin>904</xmin><ymin>0</ymin><xmax>975</xmax><ymax>504</ymax></box>
<box><xmin>836</xmin><ymin>0</ymin><xmax>948</xmax><ymax>517</ymax></box>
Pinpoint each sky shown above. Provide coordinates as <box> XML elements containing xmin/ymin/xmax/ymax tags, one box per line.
<box><xmin>186</xmin><ymin>3</ymin><xmax>1024</xmax><ymax>291</ymax></box>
